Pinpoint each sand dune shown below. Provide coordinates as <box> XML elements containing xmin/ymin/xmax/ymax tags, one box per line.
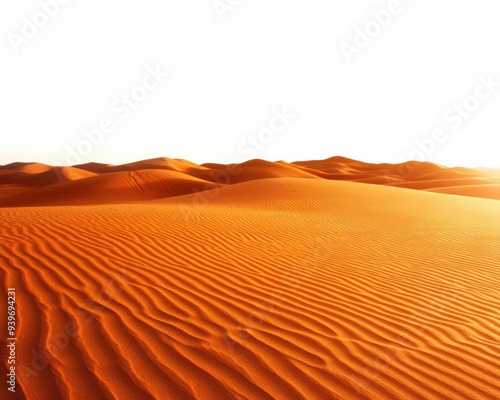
<box><xmin>1</xmin><ymin>158</ymin><xmax>500</xmax><ymax>399</ymax></box>
<box><xmin>0</xmin><ymin>169</ymin><xmax>222</xmax><ymax>207</ymax></box>
<box><xmin>1</xmin><ymin>157</ymin><xmax>500</xmax><ymax>207</ymax></box>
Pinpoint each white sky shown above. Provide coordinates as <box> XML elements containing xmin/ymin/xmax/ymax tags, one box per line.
<box><xmin>1</xmin><ymin>0</ymin><xmax>500</xmax><ymax>168</ymax></box>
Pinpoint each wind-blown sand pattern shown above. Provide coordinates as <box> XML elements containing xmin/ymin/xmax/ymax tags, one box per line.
<box><xmin>1</xmin><ymin>157</ymin><xmax>500</xmax><ymax>399</ymax></box>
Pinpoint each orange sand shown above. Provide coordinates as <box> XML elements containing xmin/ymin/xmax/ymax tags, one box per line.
<box><xmin>1</xmin><ymin>157</ymin><xmax>499</xmax><ymax>399</ymax></box>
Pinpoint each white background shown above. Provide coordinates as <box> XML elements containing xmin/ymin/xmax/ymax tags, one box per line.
<box><xmin>1</xmin><ymin>0</ymin><xmax>500</xmax><ymax>167</ymax></box>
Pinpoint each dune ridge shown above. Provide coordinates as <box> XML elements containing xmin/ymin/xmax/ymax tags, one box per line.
<box><xmin>1</xmin><ymin>158</ymin><xmax>500</xmax><ymax>399</ymax></box>
<box><xmin>1</xmin><ymin>157</ymin><xmax>499</xmax><ymax>207</ymax></box>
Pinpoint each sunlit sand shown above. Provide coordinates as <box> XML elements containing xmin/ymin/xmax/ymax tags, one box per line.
<box><xmin>2</xmin><ymin>157</ymin><xmax>500</xmax><ymax>399</ymax></box>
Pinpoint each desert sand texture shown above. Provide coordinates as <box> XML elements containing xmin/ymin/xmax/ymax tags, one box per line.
<box><xmin>1</xmin><ymin>157</ymin><xmax>500</xmax><ymax>399</ymax></box>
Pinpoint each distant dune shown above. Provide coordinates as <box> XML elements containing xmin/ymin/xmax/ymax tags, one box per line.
<box><xmin>0</xmin><ymin>156</ymin><xmax>499</xmax><ymax>207</ymax></box>
<box><xmin>1</xmin><ymin>157</ymin><xmax>500</xmax><ymax>399</ymax></box>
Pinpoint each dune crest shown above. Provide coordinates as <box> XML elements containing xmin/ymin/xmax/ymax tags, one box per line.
<box><xmin>1</xmin><ymin>158</ymin><xmax>500</xmax><ymax>399</ymax></box>
<box><xmin>0</xmin><ymin>157</ymin><xmax>499</xmax><ymax>207</ymax></box>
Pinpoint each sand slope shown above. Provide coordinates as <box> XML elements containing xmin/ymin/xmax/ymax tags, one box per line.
<box><xmin>1</xmin><ymin>157</ymin><xmax>499</xmax><ymax>207</ymax></box>
<box><xmin>1</xmin><ymin>173</ymin><xmax>500</xmax><ymax>399</ymax></box>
